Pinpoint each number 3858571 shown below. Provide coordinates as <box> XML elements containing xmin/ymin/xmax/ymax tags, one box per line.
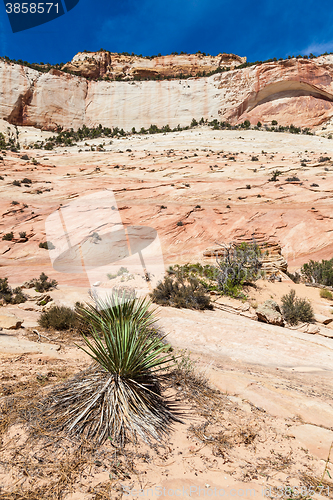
<box><xmin>5</xmin><ymin>3</ymin><xmax>59</xmax><ymax>14</ymax></box>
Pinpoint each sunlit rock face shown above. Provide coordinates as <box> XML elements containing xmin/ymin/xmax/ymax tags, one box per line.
<box><xmin>62</xmin><ymin>51</ymin><xmax>246</xmax><ymax>79</ymax></box>
<box><xmin>2</xmin><ymin>54</ymin><xmax>333</xmax><ymax>131</ymax></box>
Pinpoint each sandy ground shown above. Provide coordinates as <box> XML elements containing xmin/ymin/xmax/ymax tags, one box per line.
<box><xmin>1</xmin><ymin>126</ymin><xmax>333</xmax><ymax>498</ymax></box>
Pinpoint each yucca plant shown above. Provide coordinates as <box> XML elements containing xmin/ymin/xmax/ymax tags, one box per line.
<box><xmin>39</xmin><ymin>293</ymin><xmax>180</xmax><ymax>446</ymax></box>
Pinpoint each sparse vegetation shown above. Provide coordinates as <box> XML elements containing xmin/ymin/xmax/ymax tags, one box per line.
<box><xmin>39</xmin><ymin>294</ymin><xmax>179</xmax><ymax>445</ymax></box>
<box><xmin>26</xmin><ymin>272</ymin><xmax>58</xmax><ymax>293</ymax></box>
<box><xmin>319</xmin><ymin>156</ymin><xmax>331</xmax><ymax>163</ymax></box>
<box><xmin>320</xmin><ymin>289</ymin><xmax>333</xmax><ymax>300</ymax></box>
<box><xmin>39</xmin><ymin>241</ymin><xmax>55</xmax><ymax>250</ymax></box>
<box><xmin>269</xmin><ymin>169</ymin><xmax>282</xmax><ymax>182</ymax></box>
<box><xmin>301</xmin><ymin>258</ymin><xmax>333</xmax><ymax>286</ymax></box>
<box><xmin>281</xmin><ymin>289</ymin><xmax>314</xmax><ymax>325</ymax></box>
<box><xmin>0</xmin><ymin>278</ymin><xmax>27</xmax><ymax>304</ymax></box>
<box><xmin>286</xmin><ymin>270</ymin><xmax>301</xmax><ymax>283</ymax></box>
<box><xmin>0</xmin><ymin>277</ymin><xmax>27</xmax><ymax>304</ymax></box>
<box><xmin>150</xmin><ymin>275</ymin><xmax>212</xmax><ymax>310</ymax></box>
<box><xmin>2</xmin><ymin>232</ymin><xmax>13</xmax><ymax>241</ymax></box>
<box><xmin>286</xmin><ymin>175</ymin><xmax>300</xmax><ymax>182</ymax></box>
<box><xmin>215</xmin><ymin>241</ymin><xmax>262</xmax><ymax>298</ymax></box>
<box><xmin>107</xmin><ymin>266</ymin><xmax>129</xmax><ymax>280</ymax></box>
<box><xmin>38</xmin><ymin>305</ymin><xmax>78</xmax><ymax>330</ymax></box>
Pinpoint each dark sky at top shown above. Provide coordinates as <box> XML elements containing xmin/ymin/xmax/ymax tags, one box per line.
<box><xmin>0</xmin><ymin>0</ymin><xmax>333</xmax><ymax>64</ymax></box>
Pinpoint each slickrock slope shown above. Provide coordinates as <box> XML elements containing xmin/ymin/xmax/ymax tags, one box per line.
<box><xmin>62</xmin><ymin>51</ymin><xmax>246</xmax><ymax>79</ymax></box>
<box><xmin>1</xmin><ymin>127</ymin><xmax>333</xmax><ymax>285</ymax></box>
<box><xmin>3</xmin><ymin>54</ymin><xmax>333</xmax><ymax>131</ymax></box>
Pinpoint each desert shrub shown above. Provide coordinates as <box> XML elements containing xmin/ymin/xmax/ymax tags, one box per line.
<box><xmin>38</xmin><ymin>305</ymin><xmax>78</xmax><ymax>330</ymax></box>
<box><xmin>39</xmin><ymin>241</ymin><xmax>55</xmax><ymax>250</ymax></box>
<box><xmin>19</xmin><ymin>231</ymin><xmax>26</xmax><ymax>239</ymax></box>
<box><xmin>150</xmin><ymin>275</ymin><xmax>212</xmax><ymax>310</ymax></box>
<box><xmin>13</xmin><ymin>180</ymin><xmax>21</xmax><ymax>186</ymax></box>
<box><xmin>281</xmin><ymin>289</ymin><xmax>314</xmax><ymax>325</ymax></box>
<box><xmin>319</xmin><ymin>156</ymin><xmax>331</xmax><ymax>162</ymax></box>
<box><xmin>301</xmin><ymin>258</ymin><xmax>333</xmax><ymax>286</ymax></box>
<box><xmin>27</xmin><ymin>272</ymin><xmax>58</xmax><ymax>292</ymax></box>
<box><xmin>215</xmin><ymin>241</ymin><xmax>262</xmax><ymax>298</ymax></box>
<box><xmin>286</xmin><ymin>175</ymin><xmax>300</xmax><ymax>182</ymax></box>
<box><xmin>2</xmin><ymin>232</ymin><xmax>13</xmax><ymax>241</ymax></box>
<box><xmin>285</xmin><ymin>270</ymin><xmax>301</xmax><ymax>283</ymax></box>
<box><xmin>21</xmin><ymin>178</ymin><xmax>32</xmax><ymax>184</ymax></box>
<box><xmin>320</xmin><ymin>289</ymin><xmax>333</xmax><ymax>300</ymax></box>
<box><xmin>0</xmin><ymin>277</ymin><xmax>27</xmax><ymax>304</ymax></box>
<box><xmin>269</xmin><ymin>170</ymin><xmax>282</xmax><ymax>182</ymax></box>
<box><xmin>107</xmin><ymin>266</ymin><xmax>129</xmax><ymax>280</ymax></box>
<box><xmin>251</xmin><ymin>156</ymin><xmax>259</xmax><ymax>161</ymax></box>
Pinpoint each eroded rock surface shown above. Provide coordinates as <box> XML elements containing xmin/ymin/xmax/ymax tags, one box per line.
<box><xmin>3</xmin><ymin>54</ymin><xmax>333</xmax><ymax>130</ymax></box>
<box><xmin>256</xmin><ymin>300</ymin><xmax>285</xmax><ymax>326</ymax></box>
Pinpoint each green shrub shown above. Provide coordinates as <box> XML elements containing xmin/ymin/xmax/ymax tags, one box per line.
<box><xmin>39</xmin><ymin>241</ymin><xmax>55</xmax><ymax>250</ymax></box>
<box><xmin>286</xmin><ymin>270</ymin><xmax>301</xmax><ymax>283</ymax></box>
<box><xmin>22</xmin><ymin>178</ymin><xmax>32</xmax><ymax>184</ymax></box>
<box><xmin>269</xmin><ymin>170</ymin><xmax>282</xmax><ymax>182</ymax></box>
<box><xmin>0</xmin><ymin>277</ymin><xmax>27</xmax><ymax>304</ymax></box>
<box><xmin>301</xmin><ymin>259</ymin><xmax>333</xmax><ymax>286</ymax></box>
<box><xmin>2</xmin><ymin>232</ymin><xmax>13</xmax><ymax>241</ymax></box>
<box><xmin>215</xmin><ymin>241</ymin><xmax>262</xmax><ymax>298</ymax></box>
<box><xmin>320</xmin><ymin>289</ymin><xmax>333</xmax><ymax>300</ymax></box>
<box><xmin>19</xmin><ymin>231</ymin><xmax>26</xmax><ymax>239</ymax></box>
<box><xmin>150</xmin><ymin>275</ymin><xmax>212</xmax><ymax>310</ymax></box>
<box><xmin>27</xmin><ymin>272</ymin><xmax>58</xmax><ymax>293</ymax></box>
<box><xmin>13</xmin><ymin>180</ymin><xmax>21</xmax><ymax>186</ymax></box>
<box><xmin>281</xmin><ymin>289</ymin><xmax>314</xmax><ymax>325</ymax></box>
<box><xmin>39</xmin><ymin>295</ymin><xmax>178</xmax><ymax>445</ymax></box>
<box><xmin>286</xmin><ymin>176</ymin><xmax>300</xmax><ymax>182</ymax></box>
<box><xmin>38</xmin><ymin>305</ymin><xmax>78</xmax><ymax>330</ymax></box>
<box><xmin>107</xmin><ymin>266</ymin><xmax>129</xmax><ymax>280</ymax></box>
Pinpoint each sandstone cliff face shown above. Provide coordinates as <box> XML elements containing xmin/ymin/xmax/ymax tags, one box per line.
<box><xmin>62</xmin><ymin>51</ymin><xmax>246</xmax><ymax>79</ymax></box>
<box><xmin>2</xmin><ymin>54</ymin><xmax>333</xmax><ymax>131</ymax></box>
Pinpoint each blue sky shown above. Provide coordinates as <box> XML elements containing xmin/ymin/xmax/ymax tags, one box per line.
<box><xmin>1</xmin><ymin>0</ymin><xmax>333</xmax><ymax>64</ymax></box>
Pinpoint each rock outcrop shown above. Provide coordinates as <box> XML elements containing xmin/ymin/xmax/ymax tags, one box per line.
<box><xmin>203</xmin><ymin>233</ymin><xmax>288</xmax><ymax>277</ymax></box>
<box><xmin>3</xmin><ymin>54</ymin><xmax>333</xmax><ymax>131</ymax></box>
<box><xmin>62</xmin><ymin>51</ymin><xmax>246</xmax><ymax>80</ymax></box>
<box><xmin>0</xmin><ymin>312</ymin><xmax>23</xmax><ymax>330</ymax></box>
<box><xmin>256</xmin><ymin>300</ymin><xmax>285</xmax><ymax>326</ymax></box>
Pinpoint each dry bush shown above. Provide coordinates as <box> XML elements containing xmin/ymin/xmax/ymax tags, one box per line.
<box><xmin>150</xmin><ymin>275</ymin><xmax>212</xmax><ymax>310</ymax></box>
<box><xmin>281</xmin><ymin>289</ymin><xmax>315</xmax><ymax>325</ymax></box>
<box><xmin>38</xmin><ymin>305</ymin><xmax>78</xmax><ymax>330</ymax></box>
<box><xmin>320</xmin><ymin>288</ymin><xmax>333</xmax><ymax>300</ymax></box>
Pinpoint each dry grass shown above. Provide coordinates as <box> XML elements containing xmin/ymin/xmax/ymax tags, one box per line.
<box><xmin>0</xmin><ymin>349</ymin><xmax>331</xmax><ymax>498</ymax></box>
<box><xmin>36</xmin><ymin>363</ymin><xmax>182</xmax><ymax>447</ymax></box>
